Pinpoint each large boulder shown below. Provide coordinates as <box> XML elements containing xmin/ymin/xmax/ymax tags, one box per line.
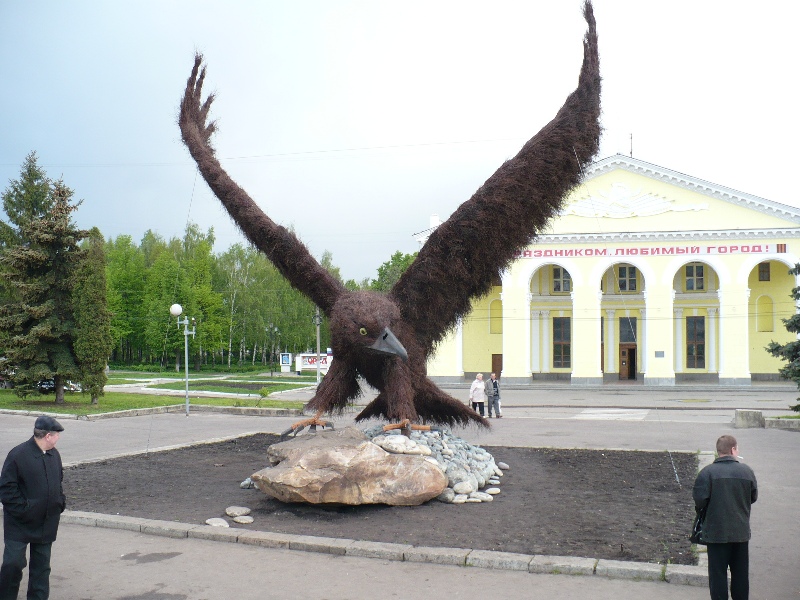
<box><xmin>252</xmin><ymin>427</ymin><xmax>447</xmax><ymax>506</ymax></box>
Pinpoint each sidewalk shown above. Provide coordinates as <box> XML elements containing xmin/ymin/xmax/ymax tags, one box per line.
<box><xmin>0</xmin><ymin>387</ymin><xmax>798</xmax><ymax>599</ymax></box>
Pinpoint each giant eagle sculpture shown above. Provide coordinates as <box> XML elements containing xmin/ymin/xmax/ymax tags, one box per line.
<box><xmin>179</xmin><ymin>1</ymin><xmax>601</xmax><ymax>432</ymax></box>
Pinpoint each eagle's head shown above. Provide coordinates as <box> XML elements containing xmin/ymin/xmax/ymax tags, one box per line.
<box><xmin>329</xmin><ymin>291</ymin><xmax>408</xmax><ymax>362</ymax></box>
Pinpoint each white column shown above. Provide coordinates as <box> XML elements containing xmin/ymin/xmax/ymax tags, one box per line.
<box><xmin>642</xmin><ymin>284</ymin><xmax>676</xmax><ymax>385</ymax></box>
<box><xmin>718</xmin><ymin>287</ymin><xmax>751</xmax><ymax>384</ymax></box>
<box><xmin>674</xmin><ymin>309</ymin><xmax>684</xmax><ymax>373</ymax></box>
<box><xmin>455</xmin><ymin>318</ymin><xmax>464</xmax><ymax>374</ymax></box>
<box><xmin>640</xmin><ymin>308</ymin><xmax>647</xmax><ymax>374</ymax></box>
<box><xmin>605</xmin><ymin>309</ymin><xmax>616</xmax><ymax>372</ymax></box>
<box><xmin>523</xmin><ymin>293</ymin><xmax>532</xmax><ymax>376</ymax></box>
<box><xmin>707</xmin><ymin>307</ymin><xmax>718</xmax><ymax>373</ymax></box>
<box><xmin>795</xmin><ymin>272</ymin><xmax>800</xmax><ymax>342</ymax></box>
<box><xmin>541</xmin><ymin>310</ymin><xmax>551</xmax><ymax>373</ymax></box>
<box><xmin>531</xmin><ymin>309</ymin><xmax>541</xmax><ymax>373</ymax></box>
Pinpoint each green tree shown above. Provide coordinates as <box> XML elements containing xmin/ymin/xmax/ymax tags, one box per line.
<box><xmin>142</xmin><ymin>249</ymin><xmax>184</xmax><ymax>368</ymax></box>
<box><xmin>766</xmin><ymin>262</ymin><xmax>800</xmax><ymax>412</ymax></box>
<box><xmin>140</xmin><ymin>229</ymin><xmax>168</xmax><ymax>268</ymax></box>
<box><xmin>180</xmin><ymin>224</ymin><xmax>224</xmax><ymax>369</ymax></box>
<box><xmin>214</xmin><ymin>243</ymin><xmax>255</xmax><ymax>367</ymax></box>
<box><xmin>105</xmin><ymin>235</ymin><xmax>147</xmax><ymax>364</ymax></box>
<box><xmin>370</xmin><ymin>250</ymin><xmax>418</xmax><ymax>292</ymax></box>
<box><xmin>344</xmin><ymin>278</ymin><xmax>370</xmax><ymax>291</ymax></box>
<box><xmin>73</xmin><ymin>228</ymin><xmax>113</xmax><ymax>404</ymax></box>
<box><xmin>0</xmin><ymin>151</ymin><xmax>53</xmax><ymax>250</ymax></box>
<box><xmin>0</xmin><ymin>181</ymin><xmax>87</xmax><ymax>402</ymax></box>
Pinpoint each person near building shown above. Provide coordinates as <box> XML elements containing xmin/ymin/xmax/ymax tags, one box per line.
<box><xmin>0</xmin><ymin>416</ymin><xmax>67</xmax><ymax>600</ymax></box>
<box><xmin>468</xmin><ymin>373</ymin><xmax>486</xmax><ymax>416</ymax></box>
<box><xmin>692</xmin><ymin>434</ymin><xmax>758</xmax><ymax>600</ymax></box>
<box><xmin>485</xmin><ymin>372</ymin><xmax>502</xmax><ymax>418</ymax></box>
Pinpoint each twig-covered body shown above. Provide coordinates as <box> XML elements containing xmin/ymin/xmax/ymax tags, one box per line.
<box><xmin>178</xmin><ymin>1</ymin><xmax>601</xmax><ymax>428</ymax></box>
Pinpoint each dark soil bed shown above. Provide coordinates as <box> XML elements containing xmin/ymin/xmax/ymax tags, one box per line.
<box><xmin>64</xmin><ymin>434</ymin><xmax>698</xmax><ymax>565</ymax></box>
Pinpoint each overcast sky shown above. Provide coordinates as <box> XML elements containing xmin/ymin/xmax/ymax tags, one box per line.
<box><xmin>1</xmin><ymin>1</ymin><xmax>797</xmax><ymax>281</ymax></box>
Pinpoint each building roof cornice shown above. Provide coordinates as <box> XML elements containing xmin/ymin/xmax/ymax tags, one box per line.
<box><xmin>584</xmin><ymin>154</ymin><xmax>800</xmax><ymax>223</ymax></box>
<box><xmin>535</xmin><ymin>228</ymin><xmax>800</xmax><ymax>245</ymax></box>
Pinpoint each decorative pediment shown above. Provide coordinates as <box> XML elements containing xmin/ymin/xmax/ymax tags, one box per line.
<box><xmin>564</xmin><ymin>183</ymin><xmax>708</xmax><ymax>218</ymax></box>
<box><xmin>580</xmin><ymin>154</ymin><xmax>800</xmax><ymax>224</ymax></box>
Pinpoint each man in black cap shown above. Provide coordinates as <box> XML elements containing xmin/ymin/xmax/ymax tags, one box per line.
<box><xmin>0</xmin><ymin>416</ymin><xmax>66</xmax><ymax>600</ymax></box>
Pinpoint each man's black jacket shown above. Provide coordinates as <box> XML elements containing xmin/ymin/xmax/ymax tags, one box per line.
<box><xmin>692</xmin><ymin>455</ymin><xmax>757</xmax><ymax>544</ymax></box>
<box><xmin>0</xmin><ymin>436</ymin><xmax>66</xmax><ymax>543</ymax></box>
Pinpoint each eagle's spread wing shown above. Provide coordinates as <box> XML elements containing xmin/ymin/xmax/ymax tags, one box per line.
<box><xmin>390</xmin><ymin>1</ymin><xmax>600</xmax><ymax>352</ymax></box>
<box><xmin>179</xmin><ymin>55</ymin><xmax>344</xmax><ymax>314</ymax></box>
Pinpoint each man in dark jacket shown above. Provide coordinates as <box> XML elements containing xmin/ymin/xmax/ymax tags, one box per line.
<box><xmin>485</xmin><ymin>372</ymin><xmax>502</xmax><ymax>418</ymax></box>
<box><xmin>693</xmin><ymin>434</ymin><xmax>758</xmax><ymax>600</ymax></box>
<box><xmin>0</xmin><ymin>416</ymin><xmax>66</xmax><ymax>600</ymax></box>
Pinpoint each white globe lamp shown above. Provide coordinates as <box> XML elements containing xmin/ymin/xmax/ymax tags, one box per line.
<box><xmin>170</xmin><ymin>304</ymin><xmax>183</xmax><ymax>317</ymax></box>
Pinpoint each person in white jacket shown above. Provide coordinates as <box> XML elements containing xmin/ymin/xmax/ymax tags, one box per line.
<box><xmin>469</xmin><ymin>373</ymin><xmax>486</xmax><ymax>417</ymax></box>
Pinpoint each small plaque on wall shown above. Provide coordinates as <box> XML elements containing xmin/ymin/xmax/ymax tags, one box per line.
<box><xmin>654</xmin><ymin>351</ymin><xmax>665</xmax><ymax>358</ymax></box>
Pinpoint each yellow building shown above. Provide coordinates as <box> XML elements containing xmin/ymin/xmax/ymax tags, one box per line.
<box><xmin>428</xmin><ymin>155</ymin><xmax>800</xmax><ymax>386</ymax></box>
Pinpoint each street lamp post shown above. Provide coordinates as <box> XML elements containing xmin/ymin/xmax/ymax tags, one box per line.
<box><xmin>312</xmin><ymin>307</ymin><xmax>323</xmax><ymax>385</ymax></box>
<box><xmin>169</xmin><ymin>304</ymin><xmax>196</xmax><ymax>417</ymax></box>
<box><xmin>267</xmin><ymin>324</ymin><xmax>279</xmax><ymax>377</ymax></box>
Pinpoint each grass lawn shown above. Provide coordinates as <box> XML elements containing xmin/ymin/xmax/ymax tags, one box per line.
<box><xmin>106</xmin><ymin>378</ymin><xmax>150</xmax><ymax>385</ymax></box>
<box><xmin>0</xmin><ymin>390</ymin><xmax>305</xmax><ymax>416</ymax></box>
<box><xmin>222</xmin><ymin>375</ymin><xmax>320</xmax><ymax>382</ymax></box>
<box><xmin>106</xmin><ymin>370</ymin><xmax>319</xmax><ymax>384</ymax></box>
<box><xmin>107</xmin><ymin>371</ymin><xmax>214</xmax><ymax>379</ymax></box>
<box><xmin>147</xmin><ymin>381</ymin><xmax>309</xmax><ymax>394</ymax></box>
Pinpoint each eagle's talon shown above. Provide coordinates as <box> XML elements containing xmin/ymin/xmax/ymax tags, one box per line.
<box><xmin>382</xmin><ymin>419</ymin><xmax>438</xmax><ymax>437</ymax></box>
<box><xmin>280</xmin><ymin>424</ymin><xmax>306</xmax><ymax>441</ymax></box>
<box><xmin>308</xmin><ymin>421</ymin><xmax>334</xmax><ymax>433</ymax></box>
<box><xmin>280</xmin><ymin>413</ymin><xmax>334</xmax><ymax>440</ymax></box>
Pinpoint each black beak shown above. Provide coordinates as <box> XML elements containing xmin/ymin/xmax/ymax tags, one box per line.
<box><xmin>368</xmin><ymin>327</ymin><xmax>408</xmax><ymax>362</ymax></box>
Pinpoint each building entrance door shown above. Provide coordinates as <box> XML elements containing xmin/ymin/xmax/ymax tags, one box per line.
<box><xmin>619</xmin><ymin>344</ymin><xmax>637</xmax><ymax>380</ymax></box>
<box><xmin>491</xmin><ymin>354</ymin><xmax>503</xmax><ymax>377</ymax></box>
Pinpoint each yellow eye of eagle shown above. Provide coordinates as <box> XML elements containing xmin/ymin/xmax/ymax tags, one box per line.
<box><xmin>359</xmin><ymin>327</ymin><xmax>368</xmax><ymax>336</ymax></box>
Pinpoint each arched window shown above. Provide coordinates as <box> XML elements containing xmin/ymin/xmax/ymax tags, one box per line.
<box><xmin>618</xmin><ymin>265</ymin><xmax>637</xmax><ymax>292</ymax></box>
<box><xmin>757</xmin><ymin>295</ymin><xmax>774</xmax><ymax>332</ymax></box>
<box><xmin>685</xmin><ymin>263</ymin><xmax>705</xmax><ymax>291</ymax></box>
<box><xmin>490</xmin><ymin>300</ymin><xmax>503</xmax><ymax>334</ymax></box>
<box><xmin>553</xmin><ymin>266</ymin><xmax>571</xmax><ymax>293</ymax></box>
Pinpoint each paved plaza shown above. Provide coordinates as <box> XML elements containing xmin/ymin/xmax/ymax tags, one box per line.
<box><xmin>1</xmin><ymin>383</ymin><xmax>798</xmax><ymax>599</ymax></box>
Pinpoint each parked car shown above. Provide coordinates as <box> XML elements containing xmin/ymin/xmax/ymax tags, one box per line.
<box><xmin>37</xmin><ymin>379</ymin><xmax>82</xmax><ymax>393</ymax></box>
<box><xmin>0</xmin><ymin>358</ymin><xmax>14</xmax><ymax>388</ymax></box>
<box><xmin>37</xmin><ymin>379</ymin><xmax>55</xmax><ymax>393</ymax></box>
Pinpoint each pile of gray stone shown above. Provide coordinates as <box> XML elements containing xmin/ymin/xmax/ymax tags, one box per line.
<box><xmin>361</xmin><ymin>426</ymin><xmax>508</xmax><ymax>504</ymax></box>
<box><xmin>237</xmin><ymin>426</ymin><xmax>509</xmax><ymax>508</ymax></box>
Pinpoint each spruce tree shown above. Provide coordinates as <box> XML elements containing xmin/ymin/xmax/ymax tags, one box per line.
<box><xmin>0</xmin><ymin>181</ymin><xmax>88</xmax><ymax>402</ymax></box>
<box><xmin>0</xmin><ymin>151</ymin><xmax>53</xmax><ymax>249</ymax></box>
<box><xmin>766</xmin><ymin>262</ymin><xmax>800</xmax><ymax>412</ymax></box>
<box><xmin>1</xmin><ymin>152</ymin><xmax>54</xmax><ymax>310</ymax></box>
<box><xmin>73</xmin><ymin>228</ymin><xmax>113</xmax><ymax>404</ymax></box>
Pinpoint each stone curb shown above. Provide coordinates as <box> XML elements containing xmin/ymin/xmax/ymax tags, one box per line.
<box><xmin>596</xmin><ymin>558</ymin><xmax>663</xmax><ymax>581</ymax></box>
<box><xmin>733</xmin><ymin>409</ymin><xmax>800</xmax><ymax>431</ymax></box>
<box><xmin>405</xmin><ymin>546</ymin><xmax>471</xmax><ymax>566</ymax></box>
<box><xmin>467</xmin><ymin>549</ymin><xmax>533</xmax><ymax>571</ymax></box>
<box><xmin>0</xmin><ymin>404</ymin><xmax>301</xmax><ymax>421</ymax></box>
<box><xmin>57</xmin><ymin>510</ymin><xmax>708</xmax><ymax>586</ymax></box>
<box><xmin>765</xmin><ymin>417</ymin><xmax>800</xmax><ymax>430</ymax></box>
<box><xmin>665</xmin><ymin>563</ymin><xmax>709</xmax><ymax>586</ymax></box>
<box><xmin>346</xmin><ymin>540</ymin><xmax>412</xmax><ymax>560</ymax></box>
<box><xmin>529</xmin><ymin>554</ymin><xmax>596</xmax><ymax>575</ymax></box>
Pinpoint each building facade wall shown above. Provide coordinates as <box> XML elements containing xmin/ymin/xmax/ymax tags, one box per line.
<box><xmin>427</xmin><ymin>156</ymin><xmax>800</xmax><ymax>386</ymax></box>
